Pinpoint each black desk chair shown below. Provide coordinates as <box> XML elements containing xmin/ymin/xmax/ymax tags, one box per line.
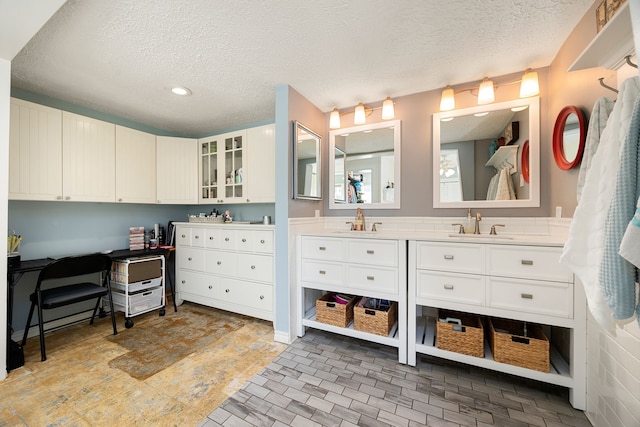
<box><xmin>21</xmin><ymin>254</ymin><xmax>118</xmax><ymax>361</ymax></box>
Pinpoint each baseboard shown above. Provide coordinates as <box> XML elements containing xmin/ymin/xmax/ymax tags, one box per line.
<box><xmin>273</xmin><ymin>330</ymin><xmax>292</xmax><ymax>345</ymax></box>
<box><xmin>12</xmin><ymin>310</ymin><xmax>101</xmax><ymax>342</ymax></box>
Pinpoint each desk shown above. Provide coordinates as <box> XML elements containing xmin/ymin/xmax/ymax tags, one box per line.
<box><xmin>6</xmin><ymin>248</ymin><xmax>174</xmax><ymax>370</ymax></box>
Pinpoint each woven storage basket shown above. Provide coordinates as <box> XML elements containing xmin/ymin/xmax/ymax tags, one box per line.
<box><xmin>315</xmin><ymin>293</ymin><xmax>357</xmax><ymax>327</ymax></box>
<box><xmin>354</xmin><ymin>299</ymin><xmax>397</xmax><ymax>336</ymax></box>
<box><xmin>488</xmin><ymin>317</ymin><xmax>549</xmax><ymax>372</ymax></box>
<box><xmin>436</xmin><ymin>309</ymin><xmax>484</xmax><ymax>358</ymax></box>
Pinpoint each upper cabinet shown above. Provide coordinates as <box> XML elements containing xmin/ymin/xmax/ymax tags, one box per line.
<box><xmin>9</xmin><ymin>98</ymin><xmax>63</xmax><ymax>201</ymax></box>
<box><xmin>156</xmin><ymin>136</ymin><xmax>198</xmax><ymax>204</ymax></box>
<box><xmin>199</xmin><ymin>124</ymin><xmax>275</xmax><ymax>204</ymax></box>
<box><xmin>246</xmin><ymin>124</ymin><xmax>275</xmax><ymax>203</ymax></box>
<box><xmin>115</xmin><ymin>125</ymin><xmax>157</xmax><ymax>204</ymax></box>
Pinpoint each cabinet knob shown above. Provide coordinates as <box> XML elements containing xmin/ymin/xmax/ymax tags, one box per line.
<box><xmin>157</xmin><ymin>200</ymin><xmax>161</xmax><ymax>203</ymax></box>
<box><xmin>195</xmin><ymin>235</ymin><xmax>200</xmax><ymax>239</ymax></box>
<box><xmin>319</xmin><ymin>246</ymin><xmax>326</xmax><ymax>251</ymax></box>
<box><xmin>521</xmin><ymin>260</ymin><xmax>534</xmax><ymax>265</ymax></box>
<box><xmin>260</xmin><ymin>239</ymin><xmax>265</xmax><ymax>244</ymax></box>
<box><xmin>444</xmin><ymin>284</ymin><xmax>454</xmax><ymax>290</ymax></box>
<box><xmin>181</xmin><ymin>280</ymin><xmax>186</xmax><ymax>284</ymax></box>
<box><xmin>217</xmin><ymin>261</ymin><xmax>222</xmax><ymax>265</ymax></box>
<box><xmin>246</xmin><ymin>199</ymin><xmax>250</xmax><ymax>202</ymax></box>
<box><xmin>366</xmin><ymin>250</ymin><xmax>375</xmax><ymax>255</ymax></box>
<box><xmin>208</xmin><ymin>285</ymin><xmax>213</xmax><ymax>289</ymax></box>
<box><xmin>366</xmin><ymin>276</ymin><xmax>375</xmax><ymax>281</ymax></box>
<box><xmin>181</xmin><ymin>234</ymin><xmax>186</xmax><ymax>238</ymax></box>
<box><xmin>242</xmin><ymin>238</ymin><xmax>247</xmax><ymax>243</ymax></box>
<box><xmin>225</xmin><ymin>237</ymin><xmax>230</xmax><ymax>241</ymax></box>
<box><xmin>65</xmin><ymin>196</ymin><xmax>71</xmax><ymax>201</ymax></box>
<box><xmin>259</xmin><ymin>295</ymin><xmax>264</xmax><ymax>300</ymax></box>
<box><xmin>251</xmin><ymin>265</ymin><xmax>256</xmax><ymax>270</ymax></box>
<box><xmin>209</xmin><ymin>236</ymin><xmax>214</xmax><ymax>240</ymax></box>
<box><xmin>444</xmin><ymin>255</ymin><xmax>454</xmax><ymax>260</ymax></box>
<box><xmin>56</xmin><ymin>195</ymin><xmax>63</xmax><ymax>200</ymax></box>
<box><xmin>319</xmin><ymin>270</ymin><xmax>326</xmax><ymax>275</ymax></box>
<box><xmin>118</xmin><ymin>198</ymin><xmax>123</xmax><ymax>202</ymax></box>
<box><xmin>521</xmin><ymin>293</ymin><xmax>533</xmax><ymax>299</ymax></box>
<box><xmin>225</xmin><ymin>289</ymin><xmax>230</xmax><ymax>293</ymax></box>
<box><xmin>188</xmin><ymin>257</ymin><xmax>192</xmax><ymax>261</ymax></box>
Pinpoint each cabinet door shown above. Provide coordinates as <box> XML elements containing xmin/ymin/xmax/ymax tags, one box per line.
<box><xmin>9</xmin><ymin>98</ymin><xmax>63</xmax><ymax>201</ymax></box>
<box><xmin>156</xmin><ymin>136</ymin><xmax>198</xmax><ymax>204</ymax></box>
<box><xmin>115</xmin><ymin>125</ymin><xmax>156</xmax><ymax>203</ymax></box>
<box><xmin>220</xmin><ymin>130</ymin><xmax>246</xmax><ymax>203</ymax></box>
<box><xmin>245</xmin><ymin>124</ymin><xmax>275</xmax><ymax>203</ymax></box>
<box><xmin>62</xmin><ymin>112</ymin><xmax>115</xmax><ymax>202</ymax></box>
<box><xmin>199</xmin><ymin>135</ymin><xmax>222</xmax><ymax>203</ymax></box>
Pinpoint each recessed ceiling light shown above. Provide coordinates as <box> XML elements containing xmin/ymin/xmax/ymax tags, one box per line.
<box><xmin>440</xmin><ymin>117</ymin><xmax>454</xmax><ymax>122</ymax></box>
<box><xmin>474</xmin><ymin>112</ymin><xmax>489</xmax><ymax>117</ymax></box>
<box><xmin>171</xmin><ymin>86</ymin><xmax>192</xmax><ymax>96</ymax></box>
<box><xmin>511</xmin><ymin>106</ymin><xmax>528</xmax><ymax>112</ymax></box>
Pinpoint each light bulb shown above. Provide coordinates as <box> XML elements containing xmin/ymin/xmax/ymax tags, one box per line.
<box><xmin>440</xmin><ymin>86</ymin><xmax>455</xmax><ymax>111</ymax></box>
<box><xmin>382</xmin><ymin>97</ymin><xmax>395</xmax><ymax>120</ymax></box>
<box><xmin>329</xmin><ymin>108</ymin><xmax>341</xmax><ymax>129</ymax></box>
<box><xmin>477</xmin><ymin>78</ymin><xmax>495</xmax><ymax>105</ymax></box>
<box><xmin>354</xmin><ymin>103</ymin><xmax>366</xmax><ymax>125</ymax></box>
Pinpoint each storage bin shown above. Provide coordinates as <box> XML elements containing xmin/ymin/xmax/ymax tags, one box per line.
<box><xmin>112</xmin><ymin>286</ymin><xmax>164</xmax><ymax>316</ymax></box>
<box><xmin>112</xmin><ymin>258</ymin><xmax>162</xmax><ymax>283</ymax></box>
<box><xmin>488</xmin><ymin>317</ymin><xmax>549</xmax><ymax>372</ymax></box>
<box><xmin>354</xmin><ymin>298</ymin><xmax>397</xmax><ymax>336</ymax></box>
<box><xmin>111</xmin><ymin>277</ymin><xmax>162</xmax><ymax>293</ymax></box>
<box><xmin>436</xmin><ymin>309</ymin><xmax>484</xmax><ymax>358</ymax></box>
<box><xmin>315</xmin><ymin>292</ymin><xmax>357</xmax><ymax>327</ymax></box>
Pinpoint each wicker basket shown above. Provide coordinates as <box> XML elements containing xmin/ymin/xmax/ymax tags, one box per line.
<box><xmin>315</xmin><ymin>293</ymin><xmax>357</xmax><ymax>327</ymax></box>
<box><xmin>354</xmin><ymin>298</ymin><xmax>397</xmax><ymax>336</ymax></box>
<box><xmin>488</xmin><ymin>317</ymin><xmax>549</xmax><ymax>372</ymax></box>
<box><xmin>436</xmin><ymin>309</ymin><xmax>484</xmax><ymax>358</ymax></box>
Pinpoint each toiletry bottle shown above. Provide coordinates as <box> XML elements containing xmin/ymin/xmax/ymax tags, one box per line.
<box><xmin>464</xmin><ymin>208</ymin><xmax>474</xmax><ymax>234</ymax></box>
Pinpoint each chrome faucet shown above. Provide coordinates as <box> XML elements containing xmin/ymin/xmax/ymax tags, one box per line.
<box><xmin>474</xmin><ymin>212</ymin><xmax>482</xmax><ymax>234</ymax></box>
<box><xmin>372</xmin><ymin>222</ymin><xmax>382</xmax><ymax>232</ymax></box>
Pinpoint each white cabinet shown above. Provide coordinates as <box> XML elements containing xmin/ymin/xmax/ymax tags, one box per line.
<box><xmin>199</xmin><ymin>124</ymin><xmax>275</xmax><ymax>204</ymax></box>
<box><xmin>246</xmin><ymin>124</ymin><xmax>275</xmax><ymax>203</ymax></box>
<box><xmin>156</xmin><ymin>136</ymin><xmax>198</xmax><ymax>204</ymax></box>
<box><xmin>9</xmin><ymin>98</ymin><xmax>63</xmax><ymax>201</ymax></box>
<box><xmin>62</xmin><ymin>112</ymin><xmax>116</xmax><ymax>202</ymax></box>
<box><xmin>298</xmin><ymin>235</ymin><xmax>407</xmax><ymax>363</ymax></box>
<box><xmin>115</xmin><ymin>125</ymin><xmax>156</xmax><ymax>204</ymax></box>
<box><xmin>175</xmin><ymin>223</ymin><xmax>274</xmax><ymax>321</ymax></box>
<box><xmin>408</xmin><ymin>240</ymin><xmax>586</xmax><ymax>410</ymax></box>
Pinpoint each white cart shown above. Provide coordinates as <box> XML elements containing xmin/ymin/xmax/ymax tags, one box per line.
<box><xmin>110</xmin><ymin>255</ymin><xmax>166</xmax><ymax>328</ymax></box>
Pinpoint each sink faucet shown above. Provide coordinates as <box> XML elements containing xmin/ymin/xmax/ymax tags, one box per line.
<box><xmin>474</xmin><ymin>212</ymin><xmax>482</xmax><ymax>234</ymax></box>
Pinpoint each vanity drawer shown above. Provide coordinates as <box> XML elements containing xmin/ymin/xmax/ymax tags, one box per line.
<box><xmin>415</xmin><ymin>270</ymin><xmax>485</xmax><ymax>306</ymax></box>
<box><xmin>300</xmin><ymin>259</ymin><xmax>344</xmax><ymax>285</ymax></box>
<box><xmin>301</xmin><ymin>236</ymin><xmax>344</xmax><ymax>261</ymax></box>
<box><xmin>487</xmin><ymin>276</ymin><xmax>573</xmax><ymax>318</ymax></box>
<box><xmin>346</xmin><ymin>265</ymin><xmax>398</xmax><ymax>294</ymax></box>
<box><xmin>416</xmin><ymin>242</ymin><xmax>485</xmax><ymax>274</ymax></box>
<box><xmin>486</xmin><ymin>245</ymin><xmax>572</xmax><ymax>283</ymax></box>
<box><xmin>176</xmin><ymin>247</ymin><xmax>205</xmax><ymax>271</ymax></box>
<box><xmin>347</xmin><ymin>239</ymin><xmax>398</xmax><ymax>267</ymax></box>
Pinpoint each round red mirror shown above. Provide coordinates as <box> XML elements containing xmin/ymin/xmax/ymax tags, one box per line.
<box><xmin>521</xmin><ymin>140</ymin><xmax>530</xmax><ymax>183</ymax></box>
<box><xmin>553</xmin><ymin>106</ymin><xmax>586</xmax><ymax>170</ymax></box>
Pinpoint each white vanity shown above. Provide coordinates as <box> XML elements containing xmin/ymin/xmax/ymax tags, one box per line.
<box><xmin>296</xmin><ymin>229</ymin><xmax>586</xmax><ymax>410</ymax></box>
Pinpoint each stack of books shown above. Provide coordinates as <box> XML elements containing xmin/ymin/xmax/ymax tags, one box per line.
<box><xmin>129</xmin><ymin>226</ymin><xmax>145</xmax><ymax>250</ymax></box>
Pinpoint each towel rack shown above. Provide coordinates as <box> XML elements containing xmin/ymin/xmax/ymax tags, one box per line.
<box><xmin>625</xmin><ymin>55</ymin><xmax>638</xmax><ymax>69</ymax></box>
<box><xmin>599</xmin><ymin>77</ymin><xmax>619</xmax><ymax>94</ymax></box>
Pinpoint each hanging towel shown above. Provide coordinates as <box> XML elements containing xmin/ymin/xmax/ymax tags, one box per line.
<box><xmin>486</xmin><ymin>172</ymin><xmax>499</xmax><ymax>200</ymax></box>
<box><xmin>577</xmin><ymin>97</ymin><xmax>615</xmax><ymax>202</ymax></box>
<box><xmin>600</xmin><ymin>93</ymin><xmax>640</xmax><ymax>324</ymax></box>
<box><xmin>560</xmin><ymin>76</ymin><xmax>640</xmax><ymax>333</ymax></box>
<box><xmin>494</xmin><ymin>167</ymin><xmax>515</xmax><ymax>200</ymax></box>
<box><xmin>619</xmin><ymin>196</ymin><xmax>640</xmax><ymax>270</ymax></box>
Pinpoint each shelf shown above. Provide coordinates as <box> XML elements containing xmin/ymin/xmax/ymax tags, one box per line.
<box><xmin>414</xmin><ymin>316</ymin><xmax>573</xmax><ymax>388</ymax></box>
<box><xmin>569</xmin><ymin>2</ymin><xmax>634</xmax><ymax>71</ymax></box>
<box><xmin>302</xmin><ymin>306</ymin><xmax>400</xmax><ymax>348</ymax></box>
<box><xmin>485</xmin><ymin>145</ymin><xmax>518</xmax><ymax>174</ymax></box>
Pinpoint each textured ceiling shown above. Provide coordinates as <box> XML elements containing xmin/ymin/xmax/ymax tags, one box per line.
<box><xmin>11</xmin><ymin>0</ymin><xmax>593</xmax><ymax>136</ymax></box>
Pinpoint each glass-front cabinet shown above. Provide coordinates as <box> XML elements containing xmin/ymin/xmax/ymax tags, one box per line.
<box><xmin>199</xmin><ymin>130</ymin><xmax>246</xmax><ymax>204</ymax></box>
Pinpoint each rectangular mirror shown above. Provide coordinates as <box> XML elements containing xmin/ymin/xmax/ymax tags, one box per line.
<box><xmin>329</xmin><ymin>120</ymin><xmax>401</xmax><ymax>209</ymax></box>
<box><xmin>433</xmin><ymin>97</ymin><xmax>540</xmax><ymax>208</ymax></box>
<box><xmin>293</xmin><ymin>121</ymin><xmax>322</xmax><ymax>200</ymax></box>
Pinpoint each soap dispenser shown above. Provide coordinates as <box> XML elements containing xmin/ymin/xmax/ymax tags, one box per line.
<box><xmin>464</xmin><ymin>208</ymin><xmax>474</xmax><ymax>234</ymax></box>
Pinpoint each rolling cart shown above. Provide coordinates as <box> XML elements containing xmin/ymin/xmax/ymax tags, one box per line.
<box><xmin>110</xmin><ymin>255</ymin><xmax>166</xmax><ymax>328</ymax></box>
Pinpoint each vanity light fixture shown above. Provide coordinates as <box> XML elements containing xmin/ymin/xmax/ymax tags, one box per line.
<box><xmin>329</xmin><ymin>97</ymin><xmax>396</xmax><ymax>129</ymax></box>
<box><xmin>171</xmin><ymin>86</ymin><xmax>192</xmax><ymax>96</ymax></box>
<box><xmin>439</xmin><ymin>68</ymin><xmax>539</xmax><ymax>111</ymax></box>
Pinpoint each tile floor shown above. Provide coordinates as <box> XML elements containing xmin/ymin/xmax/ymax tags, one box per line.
<box><xmin>2</xmin><ymin>303</ymin><xmax>591</xmax><ymax>426</ymax></box>
<box><xmin>203</xmin><ymin>331</ymin><xmax>592</xmax><ymax>427</ymax></box>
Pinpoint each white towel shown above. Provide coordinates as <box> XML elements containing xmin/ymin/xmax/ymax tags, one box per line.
<box><xmin>560</xmin><ymin>77</ymin><xmax>640</xmax><ymax>333</ymax></box>
<box><xmin>619</xmin><ymin>196</ymin><xmax>640</xmax><ymax>269</ymax></box>
<box><xmin>494</xmin><ymin>168</ymin><xmax>515</xmax><ymax>200</ymax></box>
<box><xmin>577</xmin><ymin>97</ymin><xmax>614</xmax><ymax>202</ymax></box>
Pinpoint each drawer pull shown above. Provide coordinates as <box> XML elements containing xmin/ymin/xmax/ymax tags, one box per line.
<box><xmin>319</xmin><ymin>246</ymin><xmax>326</xmax><ymax>250</ymax></box>
<box><xmin>188</xmin><ymin>257</ymin><xmax>192</xmax><ymax>261</ymax></box>
<box><xmin>521</xmin><ymin>260</ymin><xmax>533</xmax><ymax>265</ymax></box>
<box><xmin>225</xmin><ymin>289</ymin><xmax>230</xmax><ymax>293</ymax></box>
<box><xmin>142</xmin><ymin>291</ymin><xmax>152</xmax><ymax>296</ymax></box>
<box><xmin>142</xmin><ymin>280</ymin><xmax>151</xmax><ymax>284</ymax></box>
<box><xmin>195</xmin><ymin>235</ymin><xmax>200</xmax><ymax>239</ymax></box>
<box><xmin>260</xmin><ymin>239</ymin><xmax>265</xmax><ymax>244</ymax></box>
<box><xmin>444</xmin><ymin>255</ymin><xmax>454</xmax><ymax>260</ymax></box>
<box><xmin>217</xmin><ymin>261</ymin><xmax>222</xmax><ymax>265</ymax></box>
<box><xmin>443</xmin><ymin>284</ymin><xmax>454</xmax><ymax>290</ymax></box>
<box><xmin>319</xmin><ymin>270</ymin><xmax>326</xmax><ymax>275</ymax></box>
<box><xmin>208</xmin><ymin>285</ymin><xmax>213</xmax><ymax>289</ymax></box>
<box><xmin>225</xmin><ymin>237</ymin><xmax>230</xmax><ymax>242</ymax></box>
<box><xmin>181</xmin><ymin>234</ymin><xmax>186</xmax><ymax>238</ymax></box>
<box><xmin>366</xmin><ymin>276</ymin><xmax>375</xmax><ymax>281</ymax></box>
<box><xmin>209</xmin><ymin>236</ymin><xmax>214</xmax><ymax>240</ymax></box>
<box><xmin>521</xmin><ymin>293</ymin><xmax>533</xmax><ymax>299</ymax></box>
<box><xmin>260</xmin><ymin>295</ymin><xmax>264</xmax><ymax>300</ymax></box>
<box><xmin>242</xmin><ymin>238</ymin><xmax>247</xmax><ymax>243</ymax></box>
<box><xmin>181</xmin><ymin>280</ymin><xmax>185</xmax><ymax>284</ymax></box>
<box><xmin>251</xmin><ymin>265</ymin><xmax>256</xmax><ymax>270</ymax></box>
<box><xmin>366</xmin><ymin>250</ymin><xmax>375</xmax><ymax>254</ymax></box>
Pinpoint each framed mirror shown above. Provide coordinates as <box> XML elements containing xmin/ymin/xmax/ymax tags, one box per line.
<box><xmin>553</xmin><ymin>106</ymin><xmax>586</xmax><ymax>170</ymax></box>
<box><xmin>292</xmin><ymin>121</ymin><xmax>322</xmax><ymax>200</ymax></box>
<box><xmin>329</xmin><ymin>120</ymin><xmax>401</xmax><ymax>209</ymax></box>
<box><xmin>433</xmin><ymin>97</ymin><xmax>540</xmax><ymax>208</ymax></box>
